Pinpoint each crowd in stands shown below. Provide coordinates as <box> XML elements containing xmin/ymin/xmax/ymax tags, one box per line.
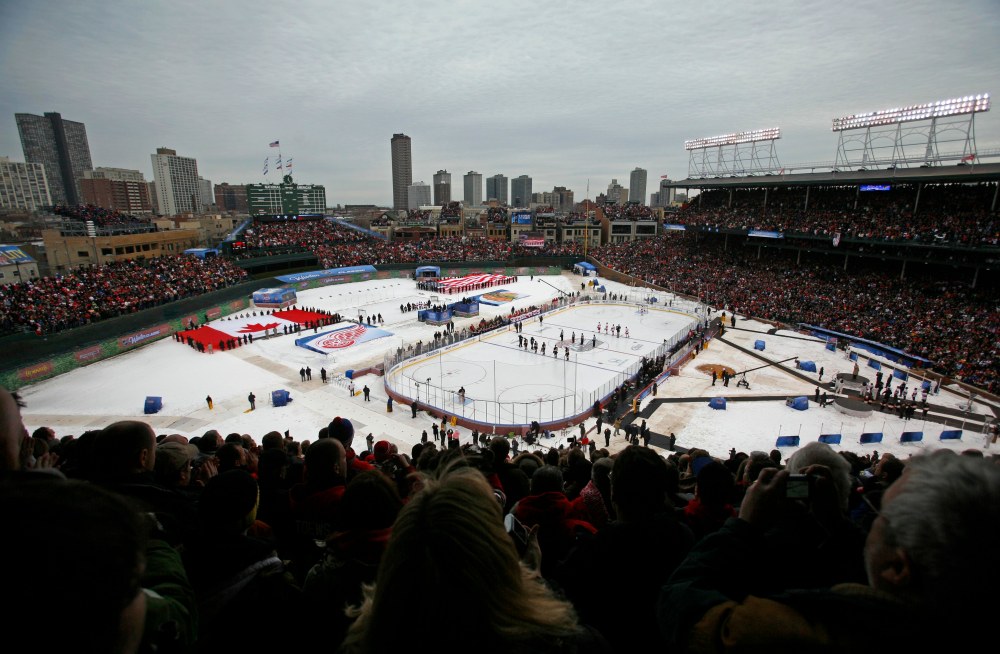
<box><xmin>600</xmin><ymin>203</ymin><xmax>656</xmax><ymax>221</ymax></box>
<box><xmin>4</xmin><ymin>383</ymin><xmax>998</xmax><ymax>652</ymax></box>
<box><xmin>233</xmin><ymin>217</ymin><xmax>584</xmax><ymax>267</ymax></box>
<box><xmin>0</xmin><ymin>256</ymin><xmax>248</xmax><ymax>336</ymax></box>
<box><xmin>53</xmin><ymin>204</ymin><xmax>152</xmax><ymax>228</ymax></box>
<box><xmin>4</xmin><ymin>198</ymin><xmax>998</xmax><ymax>393</ymax></box>
<box><xmin>676</xmin><ymin>184</ymin><xmax>999</xmax><ymax>245</ymax></box>
<box><xmin>486</xmin><ymin>207</ymin><xmax>509</xmax><ymax>223</ymax></box>
<box><xmin>591</xmin><ymin>233</ymin><xmax>999</xmax><ymax>393</ymax></box>
<box><xmin>440</xmin><ymin>201</ymin><xmax>462</xmax><ymax>219</ymax></box>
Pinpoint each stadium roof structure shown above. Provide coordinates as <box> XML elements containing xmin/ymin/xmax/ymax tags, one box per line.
<box><xmin>664</xmin><ymin>161</ymin><xmax>1000</xmax><ymax>190</ymax></box>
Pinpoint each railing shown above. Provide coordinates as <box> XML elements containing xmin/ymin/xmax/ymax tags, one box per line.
<box><xmin>383</xmin><ymin>293</ymin><xmax>702</xmax><ymax>427</ymax></box>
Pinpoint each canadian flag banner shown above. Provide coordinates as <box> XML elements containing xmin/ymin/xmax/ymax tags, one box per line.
<box><xmin>207</xmin><ymin>313</ymin><xmax>300</xmax><ymax>338</ymax></box>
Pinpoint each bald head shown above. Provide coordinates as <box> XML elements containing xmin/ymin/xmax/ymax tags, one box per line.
<box><xmin>94</xmin><ymin>420</ymin><xmax>157</xmax><ymax>478</ymax></box>
<box><xmin>0</xmin><ymin>387</ymin><xmax>28</xmax><ymax>472</ymax></box>
<box><xmin>304</xmin><ymin>437</ymin><xmax>347</xmax><ymax>487</ymax></box>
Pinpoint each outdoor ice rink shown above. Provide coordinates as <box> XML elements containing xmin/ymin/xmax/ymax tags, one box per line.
<box><xmin>385</xmin><ymin>303</ymin><xmax>700</xmax><ymax>425</ymax></box>
<box><xmin>16</xmin><ymin>272</ymin><xmax>995</xmax><ymax>458</ymax></box>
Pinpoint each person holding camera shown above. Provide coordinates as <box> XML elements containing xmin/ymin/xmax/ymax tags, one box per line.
<box><xmin>658</xmin><ymin>450</ymin><xmax>1000</xmax><ymax>650</ymax></box>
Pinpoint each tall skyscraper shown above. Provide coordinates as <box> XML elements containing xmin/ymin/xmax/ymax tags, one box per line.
<box><xmin>553</xmin><ymin>186</ymin><xmax>574</xmax><ymax>211</ymax></box>
<box><xmin>511</xmin><ymin>175</ymin><xmax>532</xmax><ymax>208</ymax></box>
<box><xmin>486</xmin><ymin>174</ymin><xmax>508</xmax><ymax>204</ymax></box>
<box><xmin>198</xmin><ymin>177</ymin><xmax>214</xmax><ymax>211</ymax></box>
<box><xmin>433</xmin><ymin>169</ymin><xmax>451</xmax><ymax>206</ymax></box>
<box><xmin>629</xmin><ymin>167</ymin><xmax>647</xmax><ymax>204</ymax></box>
<box><xmin>606</xmin><ymin>179</ymin><xmax>626</xmax><ymax>205</ymax></box>
<box><xmin>407</xmin><ymin>181</ymin><xmax>431</xmax><ymax>210</ymax></box>
<box><xmin>463</xmin><ymin>171</ymin><xmax>482</xmax><ymax>206</ymax></box>
<box><xmin>0</xmin><ymin>156</ymin><xmax>52</xmax><ymax>211</ymax></box>
<box><xmin>15</xmin><ymin>111</ymin><xmax>93</xmax><ymax>206</ymax></box>
<box><xmin>658</xmin><ymin>177</ymin><xmax>676</xmax><ymax>206</ymax></box>
<box><xmin>390</xmin><ymin>133</ymin><xmax>412</xmax><ymax>210</ymax></box>
<box><xmin>150</xmin><ymin>147</ymin><xmax>200</xmax><ymax>215</ymax></box>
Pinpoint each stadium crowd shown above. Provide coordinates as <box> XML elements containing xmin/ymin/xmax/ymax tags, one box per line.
<box><xmin>0</xmin><ymin>256</ymin><xmax>247</xmax><ymax>336</ymax></box>
<box><xmin>676</xmin><ymin>184</ymin><xmax>999</xmax><ymax>245</ymax></box>
<box><xmin>591</xmin><ymin>234</ymin><xmax>999</xmax><ymax>393</ymax></box>
<box><xmin>4</xmin><ymin>385</ymin><xmax>997</xmax><ymax>652</ymax></box>
<box><xmin>3</xmin><ymin>201</ymin><xmax>997</xmax><ymax>393</ymax></box>
<box><xmin>600</xmin><ymin>202</ymin><xmax>656</xmax><ymax>221</ymax></box>
<box><xmin>53</xmin><ymin>204</ymin><xmax>153</xmax><ymax>228</ymax></box>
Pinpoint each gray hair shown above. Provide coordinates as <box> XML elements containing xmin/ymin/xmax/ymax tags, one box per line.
<box><xmin>786</xmin><ymin>441</ymin><xmax>852</xmax><ymax>511</ymax></box>
<box><xmin>881</xmin><ymin>449</ymin><xmax>1000</xmax><ymax>624</ymax></box>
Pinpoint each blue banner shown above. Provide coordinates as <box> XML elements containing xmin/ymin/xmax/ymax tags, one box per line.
<box><xmin>276</xmin><ymin>265</ymin><xmax>377</xmax><ymax>283</ymax></box>
<box><xmin>0</xmin><ymin>245</ymin><xmax>34</xmax><ymax>264</ymax></box>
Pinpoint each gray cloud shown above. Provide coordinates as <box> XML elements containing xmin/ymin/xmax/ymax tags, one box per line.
<box><xmin>2</xmin><ymin>0</ymin><xmax>998</xmax><ymax>206</ymax></box>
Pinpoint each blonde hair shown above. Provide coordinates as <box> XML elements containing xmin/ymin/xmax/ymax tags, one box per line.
<box><xmin>343</xmin><ymin>463</ymin><xmax>581</xmax><ymax>653</ymax></box>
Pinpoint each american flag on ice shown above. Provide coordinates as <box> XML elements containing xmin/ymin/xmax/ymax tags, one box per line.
<box><xmin>435</xmin><ymin>273</ymin><xmax>509</xmax><ymax>290</ymax></box>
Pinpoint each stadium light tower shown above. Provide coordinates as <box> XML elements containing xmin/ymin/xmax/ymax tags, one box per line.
<box><xmin>684</xmin><ymin>128</ymin><xmax>782</xmax><ymax>178</ymax></box>
<box><xmin>832</xmin><ymin>94</ymin><xmax>990</xmax><ymax>170</ymax></box>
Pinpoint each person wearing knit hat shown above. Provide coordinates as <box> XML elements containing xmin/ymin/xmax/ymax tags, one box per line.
<box><xmin>373</xmin><ymin>440</ymin><xmax>392</xmax><ymax>464</ymax></box>
<box><xmin>327</xmin><ymin>416</ymin><xmax>373</xmax><ymax>480</ymax></box>
<box><xmin>327</xmin><ymin>416</ymin><xmax>355</xmax><ymax>445</ymax></box>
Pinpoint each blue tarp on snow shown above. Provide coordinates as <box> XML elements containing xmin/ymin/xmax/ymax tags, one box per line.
<box><xmin>788</xmin><ymin>396</ymin><xmax>809</xmax><ymax>411</ymax></box>
<box><xmin>798</xmin><ymin>360</ymin><xmax>817</xmax><ymax>372</ymax></box>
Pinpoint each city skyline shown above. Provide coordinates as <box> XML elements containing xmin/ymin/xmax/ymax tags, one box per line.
<box><xmin>2</xmin><ymin>1</ymin><xmax>998</xmax><ymax>208</ymax></box>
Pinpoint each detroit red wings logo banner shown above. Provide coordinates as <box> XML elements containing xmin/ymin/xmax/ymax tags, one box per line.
<box><xmin>295</xmin><ymin>323</ymin><xmax>393</xmax><ymax>354</ymax></box>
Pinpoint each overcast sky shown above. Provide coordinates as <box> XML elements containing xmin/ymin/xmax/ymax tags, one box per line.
<box><xmin>2</xmin><ymin>0</ymin><xmax>999</xmax><ymax>207</ymax></box>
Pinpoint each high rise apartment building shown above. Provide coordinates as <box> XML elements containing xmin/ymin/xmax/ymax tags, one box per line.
<box><xmin>511</xmin><ymin>175</ymin><xmax>532</xmax><ymax>208</ymax></box>
<box><xmin>407</xmin><ymin>181</ymin><xmax>431</xmax><ymax>210</ymax></box>
<box><xmin>553</xmin><ymin>186</ymin><xmax>574</xmax><ymax>211</ymax></box>
<box><xmin>658</xmin><ymin>178</ymin><xmax>676</xmax><ymax>206</ymax></box>
<box><xmin>629</xmin><ymin>167</ymin><xmax>647</xmax><ymax>204</ymax></box>
<box><xmin>80</xmin><ymin>168</ymin><xmax>152</xmax><ymax>213</ymax></box>
<box><xmin>463</xmin><ymin>171</ymin><xmax>482</xmax><ymax>206</ymax></box>
<box><xmin>150</xmin><ymin>147</ymin><xmax>200</xmax><ymax>216</ymax></box>
<box><xmin>198</xmin><ymin>177</ymin><xmax>214</xmax><ymax>210</ymax></box>
<box><xmin>15</xmin><ymin>111</ymin><xmax>93</xmax><ymax>206</ymax></box>
<box><xmin>486</xmin><ymin>174</ymin><xmax>508</xmax><ymax>204</ymax></box>
<box><xmin>391</xmin><ymin>133</ymin><xmax>412</xmax><ymax>210</ymax></box>
<box><xmin>433</xmin><ymin>170</ymin><xmax>451</xmax><ymax>205</ymax></box>
<box><xmin>0</xmin><ymin>156</ymin><xmax>52</xmax><ymax>211</ymax></box>
<box><xmin>606</xmin><ymin>179</ymin><xmax>626</xmax><ymax>205</ymax></box>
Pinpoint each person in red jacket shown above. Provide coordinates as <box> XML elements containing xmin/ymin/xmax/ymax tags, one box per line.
<box><xmin>510</xmin><ymin>464</ymin><xmax>596</xmax><ymax>581</ymax></box>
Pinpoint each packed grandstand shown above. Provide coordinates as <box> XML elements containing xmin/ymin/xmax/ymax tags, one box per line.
<box><xmin>1</xmin><ymin>181</ymin><xmax>997</xmax><ymax>394</ymax></box>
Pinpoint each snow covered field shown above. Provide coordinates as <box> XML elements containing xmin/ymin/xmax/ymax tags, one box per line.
<box><xmin>17</xmin><ymin>272</ymin><xmax>997</xmax><ymax>460</ymax></box>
